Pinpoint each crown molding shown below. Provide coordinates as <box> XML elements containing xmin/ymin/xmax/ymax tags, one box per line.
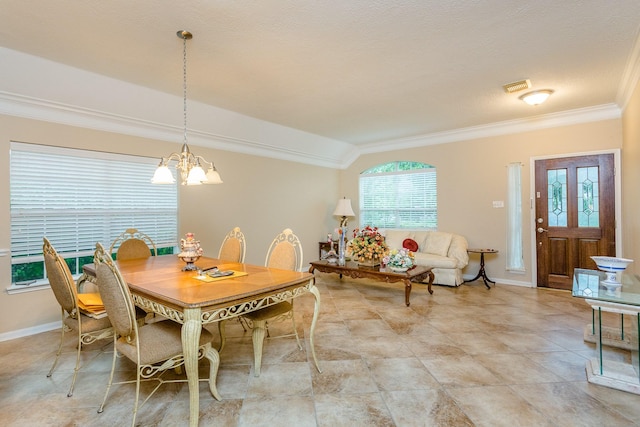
<box><xmin>617</xmin><ymin>26</ymin><xmax>640</xmax><ymax>109</ymax></box>
<box><xmin>357</xmin><ymin>104</ymin><xmax>622</xmax><ymax>156</ymax></box>
<box><xmin>0</xmin><ymin>91</ymin><xmax>622</xmax><ymax>170</ymax></box>
<box><xmin>0</xmin><ymin>91</ymin><xmax>345</xmax><ymax>169</ymax></box>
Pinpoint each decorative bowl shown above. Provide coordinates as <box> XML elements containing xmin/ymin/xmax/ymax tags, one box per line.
<box><xmin>389</xmin><ymin>266</ymin><xmax>409</xmax><ymax>273</ymax></box>
<box><xmin>590</xmin><ymin>256</ymin><xmax>633</xmax><ymax>286</ymax></box>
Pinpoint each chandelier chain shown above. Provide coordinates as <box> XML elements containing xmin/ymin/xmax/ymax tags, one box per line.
<box><xmin>183</xmin><ymin>35</ymin><xmax>188</xmax><ymax>145</ymax></box>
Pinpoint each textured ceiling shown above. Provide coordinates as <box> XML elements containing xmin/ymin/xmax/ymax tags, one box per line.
<box><xmin>1</xmin><ymin>0</ymin><xmax>640</xmax><ymax>146</ymax></box>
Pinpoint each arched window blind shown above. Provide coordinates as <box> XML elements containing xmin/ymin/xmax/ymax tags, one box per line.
<box><xmin>10</xmin><ymin>142</ymin><xmax>178</xmax><ymax>286</ymax></box>
<box><xmin>359</xmin><ymin>161</ymin><xmax>437</xmax><ymax>229</ymax></box>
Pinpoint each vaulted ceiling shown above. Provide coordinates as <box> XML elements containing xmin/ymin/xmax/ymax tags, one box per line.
<box><xmin>1</xmin><ymin>1</ymin><xmax>640</xmax><ymax>155</ymax></box>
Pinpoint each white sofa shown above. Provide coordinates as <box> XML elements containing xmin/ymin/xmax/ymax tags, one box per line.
<box><xmin>383</xmin><ymin>229</ymin><xmax>469</xmax><ymax>286</ymax></box>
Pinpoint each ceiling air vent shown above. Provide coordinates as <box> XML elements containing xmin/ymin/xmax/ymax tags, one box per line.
<box><xmin>503</xmin><ymin>79</ymin><xmax>531</xmax><ymax>94</ymax></box>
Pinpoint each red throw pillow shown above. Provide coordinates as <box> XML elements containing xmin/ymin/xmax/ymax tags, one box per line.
<box><xmin>402</xmin><ymin>238</ymin><xmax>419</xmax><ymax>252</ymax></box>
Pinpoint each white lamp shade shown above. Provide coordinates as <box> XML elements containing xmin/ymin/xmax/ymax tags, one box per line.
<box><xmin>151</xmin><ymin>165</ymin><xmax>176</xmax><ymax>184</ymax></box>
<box><xmin>186</xmin><ymin>165</ymin><xmax>207</xmax><ymax>185</ymax></box>
<box><xmin>333</xmin><ymin>198</ymin><xmax>355</xmax><ymax>217</ymax></box>
<box><xmin>204</xmin><ymin>167</ymin><xmax>223</xmax><ymax>184</ymax></box>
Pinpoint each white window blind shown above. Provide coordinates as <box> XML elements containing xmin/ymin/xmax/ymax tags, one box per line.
<box><xmin>359</xmin><ymin>162</ymin><xmax>437</xmax><ymax>229</ymax></box>
<box><xmin>10</xmin><ymin>142</ymin><xmax>177</xmax><ymax>282</ymax></box>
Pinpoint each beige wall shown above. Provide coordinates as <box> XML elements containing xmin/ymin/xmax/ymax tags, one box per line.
<box><xmin>622</xmin><ymin>79</ymin><xmax>640</xmax><ymax>276</ymax></box>
<box><xmin>0</xmin><ymin>115</ymin><xmax>339</xmax><ymax>336</ymax></box>
<box><xmin>0</xmin><ymin>109</ymin><xmax>632</xmax><ymax>337</ymax></box>
<box><xmin>342</xmin><ymin>119</ymin><xmax>623</xmax><ymax>285</ymax></box>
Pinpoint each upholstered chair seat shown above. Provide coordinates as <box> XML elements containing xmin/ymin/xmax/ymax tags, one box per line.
<box><xmin>116</xmin><ymin>320</ymin><xmax>214</xmax><ymax>365</ymax></box>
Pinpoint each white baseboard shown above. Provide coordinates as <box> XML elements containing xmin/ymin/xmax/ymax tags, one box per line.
<box><xmin>0</xmin><ymin>320</ymin><xmax>61</xmax><ymax>342</ymax></box>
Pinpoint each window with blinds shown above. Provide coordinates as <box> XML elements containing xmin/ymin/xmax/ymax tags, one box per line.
<box><xmin>10</xmin><ymin>142</ymin><xmax>178</xmax><ymax>286</ymax></box>
<box><xmin>359</xmin><ymin>161</ymin><xmax>437</xmax><ymax>229</ymax></box>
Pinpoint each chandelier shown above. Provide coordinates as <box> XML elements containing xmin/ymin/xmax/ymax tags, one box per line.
<box><xmin>152</xmin><ymin>30</ymin><xmax>223</xmax><ymax>186</ymax></box>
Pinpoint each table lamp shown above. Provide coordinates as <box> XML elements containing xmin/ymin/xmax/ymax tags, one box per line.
<box><xmin>333</xmin><ymin>197</ymin><xmax>355</xmax><ymax>264</ymax></box>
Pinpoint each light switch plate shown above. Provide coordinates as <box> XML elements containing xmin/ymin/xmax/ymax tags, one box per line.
<box><xmin>492</xmin><ymin>201</ymin><xmax>504</xmax><ymax>208</ymax></box>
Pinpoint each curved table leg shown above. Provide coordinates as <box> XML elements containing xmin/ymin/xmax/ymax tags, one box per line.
<box><xmin>182</xmin><ymin>308</ymin><xmax>201</xmax><ymax>427</ymax></box>
<box><xmin>217</xmin><ymin>319</ymin><xmax>227</xmax><ymax>352</ymax></box>
<box><xmin>203</xmin><ymin>343</ymin><xmax>222</xmax><ymax>401</ymax></box>
<box><xmin>403</xmin><ymin>280</ymin><xmax>412</xmax><ymax>306</ymax></box>
<box><xmin>252</xmin><ymin>319</ymin><xmax>267</xmax><ymax>377</ymax></box>
<box><xmin>426</xmin><ymin>271</ymin><xmax>434</xmax><ymax>294</ymax></box>
<box><xmin>309</xmin><ymin>282</ymin><xmax>322</xmax><ymax>373</ymax></box>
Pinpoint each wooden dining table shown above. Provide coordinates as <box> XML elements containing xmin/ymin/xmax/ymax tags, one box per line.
<box><xmin>83</xmin><ymin>255</ymin><xmax>321</xmax><ymax>427</ymax></box>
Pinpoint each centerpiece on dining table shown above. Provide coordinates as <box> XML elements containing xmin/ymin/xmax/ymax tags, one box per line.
<box><xmin>347</xmin><ymin>225</ymin><xmax>388</xmax><ymax>267</ymax></box>
<box><xmin>383</xmin><ymin>248</ymin><xmax>415</xmax><ymax>272</ymax></box>
<box><xmin>178</xmin><ymin>232</ymin><xmax>203</xmax><ymax>271</ymax></box>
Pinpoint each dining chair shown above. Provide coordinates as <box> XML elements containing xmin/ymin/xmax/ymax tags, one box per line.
<box><xmin>216</xmin><ymin>227</ymin><xmax>250</xmax><ymax>345</ymax></box>
<box><xmin>217</xmin><ymin>226</ymin><xmax>246</xmax><ymax>262</ymax></box>
<box><xmin>241</xmin><ymin>228</ymin><xmax>304</xmax><ymax>376</ymax></box>
<box><xmin>43</xmin><ymin>237</ymin><xmax>113</xmax><ymax>397</ymax></box>
<box><xmin>93</xmin><ymin>242</ymin><xmax>221</xmax><ymax>427</ymax></box>
<box><xmin>109</xmin><ymin>228</ymin><xmax>157</xmax><ymax>261</ymax></box>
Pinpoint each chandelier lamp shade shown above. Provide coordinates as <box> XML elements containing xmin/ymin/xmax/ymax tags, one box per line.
<box><xmin>152</xmin><ymin>30</ymin><xmax>223</xmax><ymax>186</ymax></box>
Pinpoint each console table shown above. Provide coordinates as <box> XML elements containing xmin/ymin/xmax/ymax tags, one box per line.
<box><xmin>572</xmin><ymin>268</ymin><xmax>640</xmax><ymax>394</ymax></box>
<box><xmin>309</xmin><ymin>260</ymin><xmax>434</xmax><ymax>306</ymax></box>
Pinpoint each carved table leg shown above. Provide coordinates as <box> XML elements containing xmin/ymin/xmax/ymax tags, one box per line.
<box><xmin>427</xmin><ymin>271</ymin><xmax>434</xmax><ymax>294</ymax></box>
<box><xmin>403</xmin><ymin>279</ymin><xmax>412</xmax><ymax>306</ymax></box>
<box><xmin>182</xmin><ymin>308</ymin><xmax>201</xmax><ymax>427</ymax></box>
<box><xmin>309</xmin><ymin>281</ymin><xmax>322</xmax><ymax>372</ymax></box>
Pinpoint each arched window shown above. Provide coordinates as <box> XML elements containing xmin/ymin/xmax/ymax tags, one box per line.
<box><xmin>359</xmin><ymin>161</ymin><xmax>437</xmax><ymax>229</ymax></box>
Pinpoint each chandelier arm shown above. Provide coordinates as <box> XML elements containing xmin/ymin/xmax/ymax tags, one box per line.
<box><xmin>193</xmin><ymin>155</ymin><xmax>214</xmax><ymax>169</ymax></box>
<box><xmin>162</xmin><ymin>153</ymin><xmax>184</xmax><ymax>164</ymax></box>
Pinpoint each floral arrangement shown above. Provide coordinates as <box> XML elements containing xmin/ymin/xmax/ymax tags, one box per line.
<box><xmin>383</xmin><ymin>248</ymin><xmax>415</xmax><ymax>270</ymax></box>
<box><xmin>348</xmin><ymin>225</ymin><xmax>388</xmax><ymax>261</ymax></box>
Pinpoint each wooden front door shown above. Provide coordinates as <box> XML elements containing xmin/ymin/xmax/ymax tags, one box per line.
<box><xmin>534</xmin><ymin>154</ymin><xmax>616</xmax><ymax>290</ymax></box>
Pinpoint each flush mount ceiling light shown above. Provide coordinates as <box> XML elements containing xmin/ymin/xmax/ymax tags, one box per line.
<box><xmin>152</xmin><ymin>30</ymin><xmax>223</xmax><ymax>186</ymax></box>
<box><xmin>519</xmin><ymin>89</ymin><xmax>554</xmax><ymax>106</ymax></box>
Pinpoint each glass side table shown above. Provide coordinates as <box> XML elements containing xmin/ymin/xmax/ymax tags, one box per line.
<box><xmin>572</xmin><ymin>268</ymin><xmax>640</xmax><ymax>394</ymax></box>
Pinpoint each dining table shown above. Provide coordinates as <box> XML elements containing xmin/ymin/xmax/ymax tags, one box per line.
<box><xmin>82</xmin><ymin>255</ymin><xmax>321</xmax><ymax>427</ymax></box>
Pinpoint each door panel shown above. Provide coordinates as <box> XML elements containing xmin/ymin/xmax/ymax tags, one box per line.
<box><xmin>535</xmin><ymin>154</ymin><xmax>615</xmax><ymax>290</ymax></box>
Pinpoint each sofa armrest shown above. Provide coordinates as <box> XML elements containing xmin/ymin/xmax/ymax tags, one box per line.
<box><xmin>447</xmin><ymin>234</ymin><xmax>469</xmax><ymax>268</ymax></box>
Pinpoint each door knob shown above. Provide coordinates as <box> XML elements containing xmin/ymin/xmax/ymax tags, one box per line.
<box><xmin>537</xmin><ymin>227</ymin><xmax>548</xmax><ymax>233</ymax></box>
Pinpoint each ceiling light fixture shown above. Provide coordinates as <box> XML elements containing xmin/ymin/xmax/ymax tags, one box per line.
<box><xmin>152</xmin><ymin>30</ymin><xmax>222</xmax><ymax>186</ymax></box>
<box><xmin>519</xmin><ymin>89</ymin><xmax>554</xmax><ymax>106</ymax></box>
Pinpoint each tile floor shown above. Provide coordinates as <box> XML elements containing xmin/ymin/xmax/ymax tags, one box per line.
<box><xmin>1</xmin><ymin>274</ymin><xmax>640</xmax><ymax>426</ymax></box>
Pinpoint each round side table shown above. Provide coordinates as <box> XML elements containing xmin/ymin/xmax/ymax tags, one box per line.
<box><xmin>464</xmin><ymin>248</ymin><xmax>498</xmax><ymax>289</ymax></box>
